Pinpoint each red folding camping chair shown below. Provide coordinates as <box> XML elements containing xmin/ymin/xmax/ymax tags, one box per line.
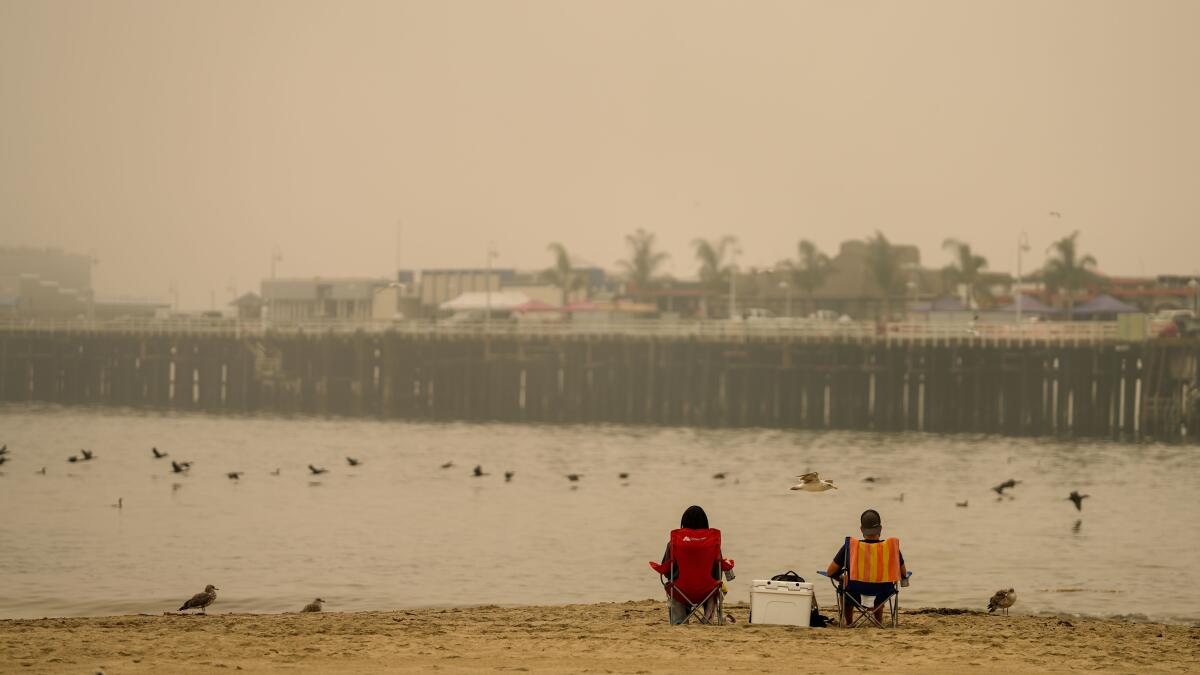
<box><xmin>649</xmin><ymin>528</ymin><xmax>732</xmax><ymax>625</ymax></box>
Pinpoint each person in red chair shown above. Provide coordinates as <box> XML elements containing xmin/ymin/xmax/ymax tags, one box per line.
<box><xmin>649</xmin><ymin>505</ymin><xmax>735</xmax><ymax>624</ymax></box>
<box><xmin>825</xmin><ymin>509</ymin><xmax>909</xmax><ymax>627</ymax></box>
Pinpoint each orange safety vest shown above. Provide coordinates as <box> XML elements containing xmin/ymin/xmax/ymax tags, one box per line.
<box><xmin>846</xmin><ymin>537</ymin><xmax>901</xmax><ymax>583</ymax></box>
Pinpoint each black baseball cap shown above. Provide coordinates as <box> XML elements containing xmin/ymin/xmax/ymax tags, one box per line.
<box><xmin>860</xmin><ymin>509</ymin><xmax>882</xmax><ymax>535</ymax></box>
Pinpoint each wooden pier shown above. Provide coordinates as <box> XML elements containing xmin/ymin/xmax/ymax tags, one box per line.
<box><xmin>1</xmin><ymin>324</ymin><xmax>1197</xmax><ymax>442</ymax></box>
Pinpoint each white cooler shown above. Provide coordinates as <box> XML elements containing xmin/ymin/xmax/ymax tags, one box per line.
<box><xmin>749</xmin><ymin>579</ymin><xmax>814</xmax><ymax>627</ymax></box>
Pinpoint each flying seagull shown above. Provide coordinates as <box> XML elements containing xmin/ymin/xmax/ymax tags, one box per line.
<box><xmin>301</xmin><ymin>598</ymin><xmax>325</xmax><ymax>613</ymax></box>
<box><xmin>472</xmin><ymin>465</ymin><xmax>488</xmax><ymax>477</ymax></box>
<box><xmin>152</xmin><ymin>447</ymin><xmax>168</xmax><ymax>459</ymax></box>
<box><xmin>1067</xmin><ymin>491</ymin><xmax>1089</xmax><ymax>511</ymax></box>
<box><xmin>0</xmin><ymin>456</ymin><xmax>7</xmax><ymax>466</ymax></box>
<box><xmin>171</xmin><ymin>460</ymin><xmax>191</xmax><ymax>474</ymax></box>
<box><xmin>346</xmin><ymin>457</ymin><xmax>361</xmax><ymax>467</ymax></box>
<box><xmin>80</xmin><ymin>449</ymin><xmax>94</xmax><ymax>461</ymax></box>
<box><xmin>987</xmin><ymin>588</ymin><xmax>1016</xmax><ymax>616</ymax></box>
<box><xmin>178</xmin><ymin>585</ymin><xmax>219</xmax><ymax>614</ymax></box>
<box><xmin>790</xmin><ymin>472</ymin><xmax>838</xmax><ymax>492</ymax></box>
<box><xmin>226</xmin><ymin>472</ymin><xmax>243</xmax><ymax>480</ymax></box>
<box><xmin>308</xmin><ymin>464</ymin><xmax>328</xmax><ymax>475</ymax></box>
<box><xmin>504</xmin><ymin>471</ymin><xmax>515</xmax><ymax>482</ymax></box>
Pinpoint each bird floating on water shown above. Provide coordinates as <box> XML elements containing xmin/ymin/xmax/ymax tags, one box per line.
<box><xmin>152</xmin><ymin>447</ymin><xmax>167</xmax><ymax>459</ymax></box>
<box><xmin>67</xmin><ymin>455</ymin><xmax>78</xmax><ymax>463</ymax></box>
<box><xmin>712</xmin><ymin>472</ymin><xmax>727</xmax><ymax>480</ymax></box>
<box><xmin>301</xmin><ymin>598</ymin><xmax>325</xmax><ymax>613</ymax></box>
<box><xmin>308</xmin><ymin>464</ymin><xmax>328</xmax><ymax>475</ymax></box>
<box><xmin>956</xmin><ymin>500</ymin><xmax>968</xmax><ymax>508</ymax></box>
<box><xmin>618</xmin><ymin>472</ymin><xmax>630</xmax><ymax>480</ymax></box>
<box><xmin>178</xmin><ymin>584</ymin><xmax>218</xmax><ymax>614</ymax></box>
<box><xmin>1067</xmin><ymin>490</ymin><xmax>1089</xmax><ymax>511</ymax></box>
<box><xmin>987</xmin><ymin>588</ymin><xmax>1016</xmax><ymax>616</ymax></box>
<box><xmin>346</xmin><ymin>457</ymin><xmax>361</xmax><ymax>466</ymax></box>
<box><xmin>863</xmin><ymin>476</ymin><xmax>877</xmax><ymax>483</ymax></box>
<box><xmin>992</xmin><ymin>479</ymin><xmax>1020</xmax><ymax>496</ymax></box>
<box><xmin>790</xmin><ymin>472</ymin><xmax>837</xmax><ymax>492</ymax></box>
<box><xmin>226</xmin><ymin>472</ymin><xmax>243</xmax><ymax>480</ymax></box>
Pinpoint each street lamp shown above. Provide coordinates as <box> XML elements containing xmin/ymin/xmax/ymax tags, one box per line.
<box><xmin>1016</xmin><ymin>232</ymin><xmax>1030</xmax><ymax>324</ymax></box>
<box><xmin>728</xmin><ymin>246</ymin><xmax>742</xmax><ymax>320</ymax></box>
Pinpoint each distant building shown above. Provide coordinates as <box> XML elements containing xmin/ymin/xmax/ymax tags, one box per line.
<box><xmin>419</xmin><ymin>268</ymin><xmax>515</xmax><ymax>311</ymax></box>
<box><xmin>229</xmin><ymin>292</ymin><xmax>264</xmax><ymax>320</ymax></box>
<box><xmin>0</xmin><ymin>246</ymin><xmax>94</xmax><ymax>318</ymax></box>
<box><xmin>261</xmin><ymin>277</ymin><xmax>391</xmax><ymax>321</ymax></box>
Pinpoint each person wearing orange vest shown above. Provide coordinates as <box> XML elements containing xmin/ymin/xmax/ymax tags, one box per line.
<box><xmin>825</xmin><ymin>509</ymin><xmax>908</xmax><ymax>626</ymax></box>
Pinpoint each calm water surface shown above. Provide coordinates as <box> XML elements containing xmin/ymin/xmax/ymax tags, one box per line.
<box><xmin>1</xmin><ymin>404</ymin><xmax>1197</xmax><ymax>623</ymax></box>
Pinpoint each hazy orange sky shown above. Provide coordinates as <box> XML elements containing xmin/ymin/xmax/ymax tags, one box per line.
<box><xmin>2</xmin><ymin>0</ymin><xmax>1197</xmax><ymax>308</ymax></box>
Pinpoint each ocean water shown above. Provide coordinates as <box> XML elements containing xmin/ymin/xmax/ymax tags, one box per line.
<box><xmin>0</xmin><ymin>404</ymin><xmax>1196</xmax><ymax>623</ymax></box>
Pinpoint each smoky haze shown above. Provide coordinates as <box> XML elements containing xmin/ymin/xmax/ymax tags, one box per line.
<box><xmin>2</xmin><ymin>0</ymin><xmax>1197</xmax><ymax>309</ymax></box>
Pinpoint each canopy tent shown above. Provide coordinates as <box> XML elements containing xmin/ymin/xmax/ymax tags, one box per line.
<box><xmin>1071</xmin><ymin>294</ymin><xmax>1140</xmax><ymax>316</ymax></box>
<box><xmin>561</xmin><ymin>300</ymin><xmax>599</xmax><ymax>312</ymax></box>
<box><xmin>512</xmin><ymin>299</ymin><xmax>560</xmax><ymax>313</ymax></box>
<box><xmin>994</xmin><ymin>295</ymin><xmax>1056</xmax><ymax>314</ymax></box>
<box><xmin>439</xmin><ymin>291</ymin><xmax>530</xmax><ymax>312</ymax></box>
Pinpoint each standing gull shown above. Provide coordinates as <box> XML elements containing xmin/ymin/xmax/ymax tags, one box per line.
<box><xmin>1067</xmin><ymin>491</ymin><xmax>1089</xmax><ymax>511</ymax></box>
<box><xmin>178</xmin><ymin>585</ymin><xmax>219</xmax><ymax>614</ymax></box>
<box><xmin>301</xmin><ymin>598</ymin><xmax>326</xmax><ymax>613</ymax></box>
<box><xmin>987</xmin><ymin>588</ymin><xmax>1016</xmax><ymax>616</ymax></box>
<box><xmin>790</xmin><ymin>472</ymin><xmax>838</xmax><ymax>492</ymax></box>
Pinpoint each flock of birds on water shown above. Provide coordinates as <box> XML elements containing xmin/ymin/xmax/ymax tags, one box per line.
<box><xmin>1</xmin><ymin>442</ymin><xmax>1094</xmax><ymax>617</ymax></box>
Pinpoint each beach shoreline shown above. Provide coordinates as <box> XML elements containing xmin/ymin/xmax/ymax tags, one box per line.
<box><xmin>2</xmin><ymin>600</ymin><xmax>1196</xmax><ymax>674</ymax></box>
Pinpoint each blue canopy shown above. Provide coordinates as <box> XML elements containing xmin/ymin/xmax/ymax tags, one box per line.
<box><xmin>1071</xmin><ymin>294</ymin><xmax>1140</xmax><ymax>315</ymax></box>
<box><xmin>995</xmin><ymin>295</ymin><xmax>1056</xmax><ymax>314</ymax></box>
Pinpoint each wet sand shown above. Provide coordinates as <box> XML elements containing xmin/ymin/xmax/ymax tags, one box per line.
<box><xmin>2</xmin><ymin>601</ymin><xmax>1197</xmax><ymax>674</ymax></box>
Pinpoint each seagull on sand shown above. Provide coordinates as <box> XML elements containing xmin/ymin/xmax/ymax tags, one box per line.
<box><xmin>504</xmin><ymin>471</ymin><xmax>515</xmax><ymax>482</ymax></box>
<box><xmin>301</xmin><ymin>598</ymin><xmax>325</xmax><ymax>613</ymax></box>
<box><xmin>178</xmin><ymin>585</ymin><xmax>219</xmax><ymax>614</ymax></box>
<box><xmin>472</xmin><ymin>465</ymin><xmax>488</xmax><ymax>477</ymax></box>
<box><xmin>790</xmin><ymin>472</ymin><xmax>837</xmax><ymax>492</ymax></box>
<box><xmin>987</xmin><ymin>588</ymin><xmax>1016</xmax><ymax>616</ymax></box>
<box><xmin>171</xmin><ymin>460</ymin><xmax>191</xmax><ymax>474</ymax></box>
<box><xmin>308</xmin><ymin>464</ymin><xmax>328</xmax><ymax>475</ymax></box>
<box><xmin>992</xmin><ymin>479</ymin><xmax>1020</xmax><ymax>496</ymax></box>
<box><xmin>1067</xmin><ymin>491</ymin><xmax>1090</xmax><ymax>511</ymax></box>
<box><xmin>152</xmin><ymin>447</ymin><xmax>168</xmax><ymax>459</ymax></box>
<box><xmin>346</xmin><ymin>457</ymin><xmax>361</xmax><ymax>466</ymax></box>
<box><xmin>226</xmin><ymin>472</ymin><xmax>243</xmax><ymax>480</ymax></box>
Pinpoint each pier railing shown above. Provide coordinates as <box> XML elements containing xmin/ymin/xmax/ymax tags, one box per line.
<box><xmin>0</xmin><ymin>317</ymin><xmax>1125</xmax><ymax>344</ymax></box>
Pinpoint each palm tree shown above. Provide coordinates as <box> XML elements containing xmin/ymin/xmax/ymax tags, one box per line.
<box><xmin>942</xmin><ymin>238</ymin><xmax>989</xmax><ymax>308</ymax></box>
<box><xmin>789</xmin><ymin>240</ymin><xmax>831</xmax><ymax>315</ymax></box>
<box><xmin>617</xmin><ymin>229</ymin><xmax>669</xmax><ymax>291</ymax></box>
<box><xmin>1042</xmin><ymin>231</ymin><xmax>1098</xmax><ymax>318</ymax></box>
<box><xmin>692</xmin><ymin>236</ymin><xmax>739</xmax><ymax>290</ymax></box>
<box><xmin>865</xmin><ymin>231</ymin><xmax>905</xmax><ymax>320</ymax></box>
<box><xmin>543</xmin><ymin>242</ymin><xmax>583</xmax><ymax>306</ymax></box>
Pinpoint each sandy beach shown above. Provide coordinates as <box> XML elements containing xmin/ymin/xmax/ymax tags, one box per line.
<box><xmin>2</xmin><ymin>601</ymin><xmax>1197</xmax><ymax>674</ymax></box>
